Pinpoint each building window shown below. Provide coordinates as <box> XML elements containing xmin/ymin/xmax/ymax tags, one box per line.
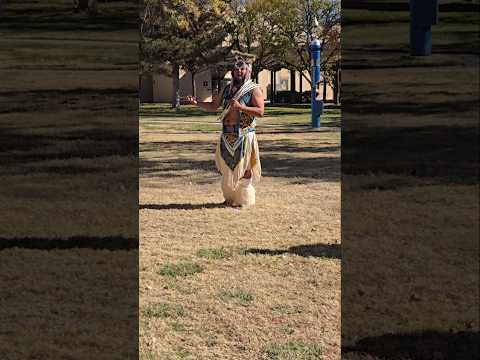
<box><xmin>203</xmin><ymin>81</ymin><xmax>209</xmax><ymax>87</ymax></box>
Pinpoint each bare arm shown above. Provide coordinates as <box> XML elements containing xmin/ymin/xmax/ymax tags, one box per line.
<box><xmin>230</xmin><ymin>87</ymin><xmax>264</xmax><ymax>118</ymax></box>
<box><xmin>186</xmin><ymin>93</ymin><xmax>223</xmax><ymax>112</ymax></box>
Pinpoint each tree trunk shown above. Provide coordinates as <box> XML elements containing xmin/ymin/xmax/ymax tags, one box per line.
<box><xmin>299</xmin><ymin>71</ymin><xmax>303</xmax><ymax>102</ymax></box>
<box><xmin>191</xmin><ymin>72</ymin><xmax>196</xmax><ymax>98</ymax></box>
<box><xmin>290</xmin><ymin>70</ymin><xmax>296</xmax><ymax>104</ymax></box>
<box><xmin>272</xmin><ymin>71</ymin><xmax>277</xmax><ymax>104</ymax></box>
<box><xmin>323</xmin><ymin>76</ymin><xmax>327</xmax><ymax>102</ymax></box>
<box><xmin>270</xmin><ymin>70</ymin><xmax>274</xmax><ymax>104</ymax></box>
<box><xmin>171</xmin><ymin>63</ymin><xmax>180</xmax><ymax>108</ymax></box>
<box><xmin>334</xmin><ymin>63</ymin><xmax>340</xmax><ymax>104</ymax></box>
<box><xmin>89</xmin><ymin>0</ymin><xmax>97</xmax><ymax>14</ymax></box>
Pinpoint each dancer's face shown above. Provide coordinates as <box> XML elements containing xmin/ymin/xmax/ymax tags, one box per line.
<box><xmin>233</xmin><ymin>67</ymin><xmax>248</xmax><ymax>80</ymax></box>
<box><xmin>232</xmin><ymin>66</ymin><xmax>248</xmax><ymax>86</ymax></box>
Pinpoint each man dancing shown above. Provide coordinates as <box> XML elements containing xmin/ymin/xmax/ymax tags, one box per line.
<box><xmin>186</xmin><ymin>59</ymin><xmax>264</xmax><ymax>207</ymax></box>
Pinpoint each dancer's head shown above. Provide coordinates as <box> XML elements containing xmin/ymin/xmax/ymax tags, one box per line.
<box><xmin>232</xmin><ymin>58</ymin><xmax>252</xmax><ymax>87</ymax></box>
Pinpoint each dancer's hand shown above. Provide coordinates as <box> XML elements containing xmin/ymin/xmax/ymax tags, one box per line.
<box><xmin>230</xmin><ymin>99</ymin><xmax>243</xmax><ymax>110</ymax></box>
<box><xmin>186</xmin><ymin>95</ymin><xmax>197</xmax><ymax>105</ymax></box>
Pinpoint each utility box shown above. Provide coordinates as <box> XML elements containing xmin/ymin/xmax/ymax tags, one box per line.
<box><xmin>312</xmin><ymin>97</ymin><xmax>323</xmax><ymax>119</ymax></box>
<box><xmin>410</xmin><ymin>0</ymin><xmax>439</xmax><ymax>56</ymax></box>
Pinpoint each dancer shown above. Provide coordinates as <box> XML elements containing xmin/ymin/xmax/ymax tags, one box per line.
<box><xmin>186</xmin><ymin>59</ymin><xmax>264</xmax><ymax>207</ymax></box>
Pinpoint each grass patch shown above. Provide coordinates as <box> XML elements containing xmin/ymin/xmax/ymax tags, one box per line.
<box><xmin>158</xmin><ymin>262</ymin><xmax>204</xmax><ymax>277</ymax></box>
<box><xmin>140</xmin><ymin>351</ymin><xmax>157</xmax><ymax>360</ymax></box>
<box><xmin>205</xmin><ymin>334</ymin><xmax>218</xmax><ymax>347</ymax></box>
<box><xmin>217</xmin><ymin>289</ymin><xmax>255</xmax><ymax>306</ymax></box>
<box><xmin>174</xmin><ymin>347</ymin><xmax>191</xmax><ymax>359</ymax></box>
<box><xmin>262</xmin><ymin>341</ymin><xmax>323</xmax><ymax>360</ymax></box>
<box><xmin>170</xmin><ymin>322</ymin><xmax>190</xmax><ymax>333</ymax></box>
<box><xmin>271</xmin><ymin>304</ymin><xmax>304</xmax><ymax>315</ymax></box>
<box><xmin>142</xmin><ymin>303</ymin><xmax>186</xmax><ymax>319</ymax></box>
<box><xmin>279</xmin><ymin>325</ymin><xmax>295</xmax><ymax>335</ymax></box>
<box><xmin>140</xmin><ymin>103</ymin><xmax>341</xmax><ymax>131</ymax></box>
<box><xmin>141</xmin><ymin>122</ymin><xmax>221</xmax><ymax>133</ymax></box>
<box><xmin>196</xmin><ymin>247</ymin><xmax>232</xmax><ymax>260</ymax></box>
<box><xmin>162</xmin><ymin>280</ymin><xmax>196</xmax><ymax>295</ymax></box>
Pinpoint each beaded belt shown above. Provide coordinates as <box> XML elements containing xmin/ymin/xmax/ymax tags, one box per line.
<box><xmin>222</xmin><ymin>124</ymin><xmax>256</xmax><ymax>136</ymax></box>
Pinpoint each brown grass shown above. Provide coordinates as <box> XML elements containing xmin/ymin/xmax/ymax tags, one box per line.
<box><xmin>140</xmin><ymin>118</ymin><xmax>341</xmax><ymax>359</ymax></box>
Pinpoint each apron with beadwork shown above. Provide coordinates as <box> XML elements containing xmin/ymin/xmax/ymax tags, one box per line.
<box><xmin>219</xmin><ymin>86</ymin><xmax>256</xmax><ymax>171</ymax></box>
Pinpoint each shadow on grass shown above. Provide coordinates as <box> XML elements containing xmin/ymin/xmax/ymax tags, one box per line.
<box><xmin>140</xmin><ymin>139</ymin><xmax>340</xmax><ymax>182</ymax></box>
<box><xmin>140</xmin><ymin>153</ymin><xmax>339</xmax><ymax>182</ymax></box>
<box><xmin>245</xmin><ymin>243</ymin><xmax>341</xmax><ymax>259</ymax></box>
<box><xmin>342</xmin><ymin>0</ymin><xmax>479</xmax><ymax>13</ymax></box>
<box><xmin>1</xmin><ymin>89</ymin><xmax>137</xmax><ymax>114</ymax></box>
<box><xmin>342</xmin><ymin>125</ymin><xmax>479</xmax><ymax>184</ymax></box>
<box><xmin>0</xmin><ymin>2</ymin><xmax>138</xmax><ymax>33</ymax></box>
<box><xmin>140</xmin><ymin>104</ymin><xmax>341</xmax><ymax>119</ymax></box>
<box><xmin>0</xmin><ymin>236</ymin><xmax>138</xmax><ymax>250</ymax></box>
<box><xmin>342</xmin><ymin>330</ymin><xmax>479</xmax><ymax>360</ymax></box>
<box><xmin>140</xmin><ymin>109</ymin><xmax>218</xmax><ymax>118</ymax></box>
<box><xmin>0</xmin><ymin>127</ymin><xmax>137</xmax><ymax>169</ymax></box>
<box><xmin>346</xmin><ymin>98</ymin><xmax>478</xmax><ymax>116</ymax></box>
<box><xmin>140</xmin><ymin>202</ymin><xmax>226</xmax><ymax>210</ymax></box>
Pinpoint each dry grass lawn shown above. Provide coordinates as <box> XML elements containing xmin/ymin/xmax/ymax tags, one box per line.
<box><xmin>140</xmin><ymin>106</ymin><xmax>341</xmax><ymax>359</ymax></box>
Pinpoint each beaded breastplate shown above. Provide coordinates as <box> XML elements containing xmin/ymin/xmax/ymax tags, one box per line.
<box><xmin>220</xmin><ymin>85</ymin><xmax>256</xmax><ymax>170</ymax></box>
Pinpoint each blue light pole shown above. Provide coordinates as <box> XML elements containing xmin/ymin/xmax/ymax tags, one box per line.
<box><xmin>410</xmin><ymin>0</ymin><xmax>439</xmax><ymax>56</ymax></box>
<box><xmin>310</xmin><ymin>39</ymin><xmax>322</xmax><ymax>128</ymax></box>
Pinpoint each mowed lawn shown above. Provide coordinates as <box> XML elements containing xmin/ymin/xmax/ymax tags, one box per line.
<box><xmin>140</xmin><ymin>105</ymin><xmax>341</xmax><ymax>359</ymax></box>
<box><xmin>341</xmin><ymin>2</ymin><xmax>479</xmax><ymax>359</ymax></box>
<box><xmin>0</xmin><ymin>2</ymin><xmax>139</xmax><ymax>359</ymax></box>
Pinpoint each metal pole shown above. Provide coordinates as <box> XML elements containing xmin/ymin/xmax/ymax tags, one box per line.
<box><xmin>310</xmin><ymin>39</ymin><xmax>321</xmax><ymax>128</ymax></box>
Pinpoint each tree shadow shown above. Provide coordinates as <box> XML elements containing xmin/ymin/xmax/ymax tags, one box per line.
<box><xmin>0</xmin><ymin>236</ymin><xmax>138</xmax><ymax>251</ymax></box>
<box><xmin>261</xmin><ymin>155</ymin><xmax>340</xmax><ymax>181</ymax></box>
<box><xmin>245</xmin><ymin>243</ymin><xmax>341</xmax><ymax>259</ymax></box>
<box><xmin>140</xmin><ymin>202</ymin><xmax>226</xmax><ymax>210</ymax></box>
<box><xmin>140</xmin><ymin>110</ymin><xmax>218</xmax><ymax>118</ymax></box>
<box><xmin>342</xmin><ymin>330</ymin><xmax>479</xmax><ymax>360</ymax></box>
<box><xmin>346</xmin><ymin>98</ymin><xmax>478</xmax><ymax>116</ymax></box>
<box><xmin>342</xmin><ymin>125</ymin><xmax>479</xmax><ymax>184</ymax></box>
<box><xmin>343</xmin><ymin>0</ymin><xmax>479</xmax><ymax>13</ymax></box>
<box><xmin>140</xmin><ymin>139</ymin><xmax>340</xmax><ymax>182</ymax></box>
<box><xmin>0</xmin><ymin>126</ymin><xmax>137</xmax><ymax>176</ymax></box>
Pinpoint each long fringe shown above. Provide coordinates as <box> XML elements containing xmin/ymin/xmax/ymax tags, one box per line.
<box><xmin>217</xmin><ymin>80</ymin><xmax>260</xmax><ymax>122</ymax></box>
<box><xmin>215</xmin><ymin>132</ymin><xmax>261</xmax><ymax>191</ymax></box>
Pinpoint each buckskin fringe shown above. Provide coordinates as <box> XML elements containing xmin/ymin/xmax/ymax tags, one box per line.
<box><xmin>217</xmin><ymin>80</ymin><xmax>260</xmax><ymax>122</ymax></box>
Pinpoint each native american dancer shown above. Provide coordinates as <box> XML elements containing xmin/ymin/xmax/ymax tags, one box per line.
<box><xmin>186</xmin><ymin>59</ymin><xmax>264</xmax><ymax>207</ymax></box>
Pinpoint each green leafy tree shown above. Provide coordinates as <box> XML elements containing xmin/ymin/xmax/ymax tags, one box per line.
<box><xmin>231</xmin><ymin>0</ymin><xmax>340</xmax><ymax>101</ymax></box>
<box><xmin>262</xmin><ymin>0</ymin><xmax>340</xmax><ymax>87</ymax></box>
<box><xmin>230</xmin><ymin>0</ymin><xmax>283</xmax><ymax>78</ymax></box>
<box><xmin>141</xmin><ymin>0</ymin><xmax>233</xmax><ymax>106</ymax></box>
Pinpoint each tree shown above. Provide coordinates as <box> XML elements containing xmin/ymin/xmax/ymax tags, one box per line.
<box><xmin>231</xmin><ymin>0</ymin><xmax>340</xmax><ymax>101</ymax></box>
<box><xmin>230</xmin><ymin>0</ymin><xmax>282</xmax><ymax>78</ymax></box>
<box><xmin>265</xmin><ymin>0</ymin><xmax>341</xmax><ymax>88</ymax></box>
<box><xmin>141</xmin><ymin>0</ymin><xmax>233</xmax><ymax>106</ymax></box>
